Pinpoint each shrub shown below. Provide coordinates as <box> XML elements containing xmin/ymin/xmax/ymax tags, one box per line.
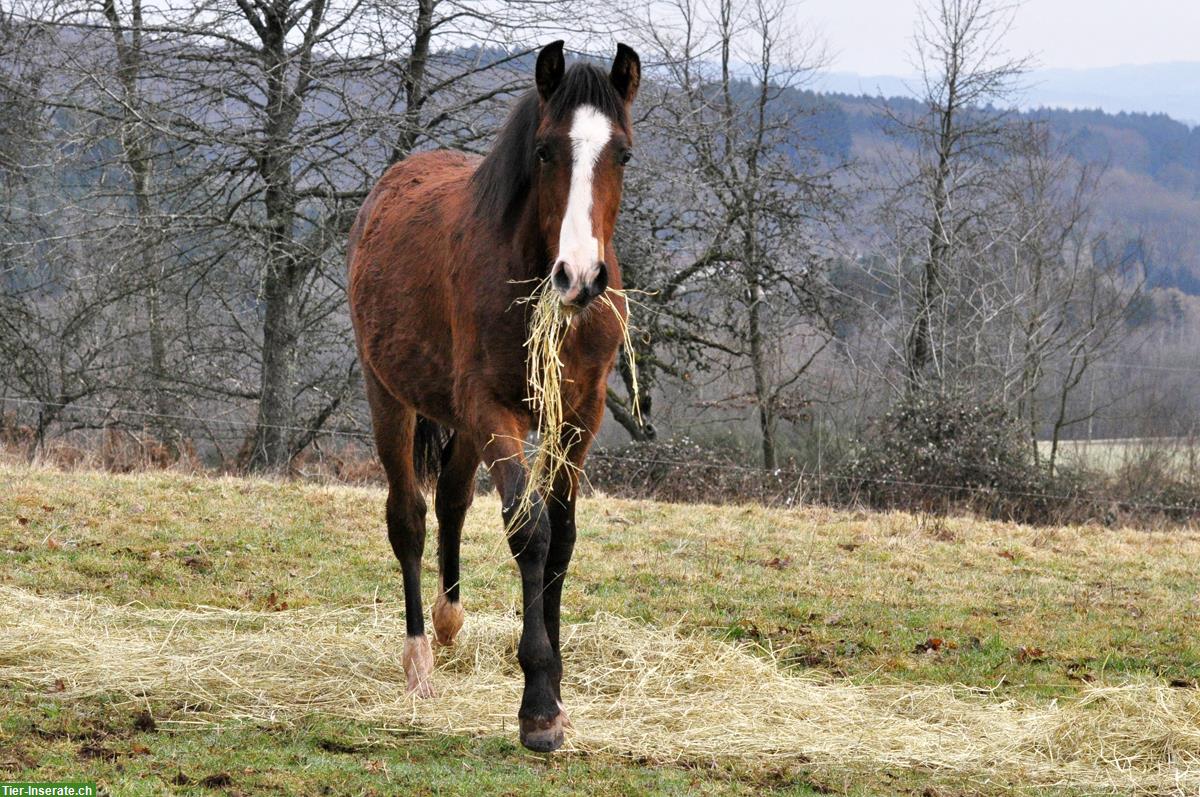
<box><xmin>836</xmin><ymin>392</ymin><xmax>1059</xmax><ymax>522</ymax></box>
<box><xmin>586</xmin><ymin>437</ymin><xmax>803</xmax><ymax>506</ymax></box>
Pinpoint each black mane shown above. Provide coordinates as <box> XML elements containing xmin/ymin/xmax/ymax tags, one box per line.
<box><xmin>470</xmin><ymin>63</ymin><xmax>626</xmax><ymax>231</ymax></box>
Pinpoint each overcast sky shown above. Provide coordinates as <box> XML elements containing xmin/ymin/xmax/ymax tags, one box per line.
<box><xmin>799</xmin><ymin>0</ymin><xmax>1200</xmax><ymax>75</ymax></box>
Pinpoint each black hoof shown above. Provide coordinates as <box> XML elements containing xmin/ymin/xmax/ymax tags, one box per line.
<box><xmin>519</xmin><ymin>714</ymin><xmax>566</xmax><ymax>752</ymax></box>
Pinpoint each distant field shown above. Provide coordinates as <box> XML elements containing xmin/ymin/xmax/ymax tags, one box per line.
<box><xmin>2</xmin><ymin>464</ymin><xmax>1199</xmax><ymax>795</ymax></box>
<box><xmin>1039</xmin><ymin>437</ymin><xmax>1200</xmax><ymax>475</ymax></box>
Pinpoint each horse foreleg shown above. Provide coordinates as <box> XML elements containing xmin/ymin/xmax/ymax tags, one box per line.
<box><xmin>542</xmin><ymin>397</ymin><xmax>602</xmax><ymax>725</ymax></box>
<box><xmin>543</xmin><ymin>477</ymin><xmax>577</xmax><ymax>728</ymax></box>
<box><xmin>482</xmin><ymin>422</ymin><xmax>567</xmax><ymax>753</ymax></box>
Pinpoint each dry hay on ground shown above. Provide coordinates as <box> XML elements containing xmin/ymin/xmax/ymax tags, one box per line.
<box><xmin>1</xmin><ymin>586</ymin><xmax>1197</xmax><ymax>794</ymax></box>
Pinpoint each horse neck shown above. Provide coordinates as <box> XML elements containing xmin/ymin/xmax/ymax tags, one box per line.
<box><xmin>504</xmin><ymin>195</ymin><xmax>551</xmax><ymax>286</ymax></box>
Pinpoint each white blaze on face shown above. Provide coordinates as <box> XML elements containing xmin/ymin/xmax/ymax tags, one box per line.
<box><xmin>556</xmin><ymin>105</ymin><xmax>613</xmax><ymax>298</ymax></box>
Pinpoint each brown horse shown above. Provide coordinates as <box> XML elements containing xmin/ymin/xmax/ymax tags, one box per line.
<box><xmin>347</xmin><ymin>41</ymin><xmax>640</xmax><ymax>752</ymax></box>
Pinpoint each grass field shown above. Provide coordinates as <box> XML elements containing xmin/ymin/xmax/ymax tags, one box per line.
<box><xmin>2</xmin><ymin>463</ymin><xmax>1200</xmax><ymax>795</ymax></box>
<box><xmin>1039</xmin><ymin>437</ymin><xmax>1200</xmax><ymax>477</ymax></box>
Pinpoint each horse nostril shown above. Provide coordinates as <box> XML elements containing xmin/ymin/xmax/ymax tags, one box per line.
<box><xmin>551</xmin><ymin>262</ymin><xmax>571</xmax><ymax>293</ymax></box>
<box><xmin>592</xmin><ymin>261</ymin><xmax>609</xmax><ymax>297</ymax></box>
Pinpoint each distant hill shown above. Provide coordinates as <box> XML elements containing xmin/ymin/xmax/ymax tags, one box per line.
<box><xmin>817</xmin><ymin>63</ymin><xmax>1200</xmax><ymax>126</ymax></box>
<box><xmin>789</xmin><ymin>87</ymin><xmax>1200</xmax><ymax>295</ymax></box>
<box><xmin>1029</xmin><ymin>63</ymin><xmax>1200</xmax><ymax>126</ymax></box>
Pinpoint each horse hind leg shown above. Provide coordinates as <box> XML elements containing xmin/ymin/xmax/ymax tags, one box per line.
<box><xmin>387</xmin><ymin>450</ymin><xmax>435</xmax><ymax>697</ymax></box>
<box><xmin>432</xmin><ymin>433</ymin><xmax>479</xmax><ymax>646</ymax></box>
<box><xmin>366</xmin><ymin>375</ymin><xmax>435</xmax><ymax>696</ymax></box>
<box><xmin>431</xmin><ymin>590</ymin><xmax>464</xmax><ymax>648</ymax></box>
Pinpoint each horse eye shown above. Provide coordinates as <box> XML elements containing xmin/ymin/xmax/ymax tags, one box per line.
<box><xmin>535</xmin><ymin>145</ymin><xmax>551</xmax><ymax>164</ymax></box>
<box><xmin>619</xmin><ymin>149</ymin><xmax>633</xmax><ymax>165</ymax></box>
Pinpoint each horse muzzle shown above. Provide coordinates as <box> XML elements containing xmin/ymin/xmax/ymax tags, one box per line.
<box><xmin>550</xmin><ymin>259</ymin><xmax>608</xmax><ymax>308</ymax></box>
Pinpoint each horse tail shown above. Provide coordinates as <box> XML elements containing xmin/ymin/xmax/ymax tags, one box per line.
<box><xmin>413</xmin><ymin>415</ymin><xmax>452</xmax><ymax>489</ymax></box>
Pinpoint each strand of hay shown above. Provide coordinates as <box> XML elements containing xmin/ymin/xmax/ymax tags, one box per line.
<box><xmin>514</xmin><ymin>281</ymin><xmax>639</xmax><ymax>525</ymax></box>
<box><xmin>520</xmin><ymin>282</ymin><xmax>581</xmax><ymax>517</ymax></box>
<box><xmin>1</xmin><ymin>586</ymin><xmax>1198</xmax><ymax>793</ymax></box>
<box><xmin>598</xmin><ymin>291</ymin><xmax>640</xmax><ymax>427</ymax></box>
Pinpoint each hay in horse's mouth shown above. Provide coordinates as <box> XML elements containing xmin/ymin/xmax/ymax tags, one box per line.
<box><xmin>521</xmin><ymin>281</ymin><xmax>578</xmax><ymax>516</ymax></box>
<box><xmin>2</xmin><ymin>585</ymin><xmax>1198</xmax><ymax>793</ymax></box>
<box><xmin>517</xmin><ymin>281</ymin><xmax>639</xmax><ymax>522</ymax></box>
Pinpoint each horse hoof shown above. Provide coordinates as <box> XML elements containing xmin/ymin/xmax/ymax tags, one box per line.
<box><xmin>432</xmin><ymin>593</ymin><xmax>464</xmax><ymax>647</ymax></box>
<box><xmin>557</xmin><ymin>700</ymin><xmax>573</xmax><ymax>729</ymax></box>
<box><xmin>519</xmin><ymin>712</ymin><xmax>567</xmax><ymax>752</ymax></box>
<box><xmin>402</xmin><ymin>634</ymin><xmax>436</xmax><ymax>697</ymax></box>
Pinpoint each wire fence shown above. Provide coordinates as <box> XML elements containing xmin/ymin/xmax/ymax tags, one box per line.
<box><xmin>585</xmin><ymin>452</ymin><xmax>1200</xmax><ymax>518</ymax></box>
<box><xmin>0</xmin><ymin>395</ymin><xmax>376</xmax><ymax>440</ymax></box>
<box><xmin>4</xmin><ymin>393</ymin><xmax>1200</xmax><ymax>521</ymax></box>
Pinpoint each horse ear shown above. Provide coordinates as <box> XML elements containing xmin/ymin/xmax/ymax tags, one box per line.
<box><xmin>536</xmin><ymin>40</ymin><xmax>565</xmax><ymax>102</ymax></box>
<box><xmin>610</xmin><ymin>43</ymin><xmax>641</xmax><ymax>105</ymax></box>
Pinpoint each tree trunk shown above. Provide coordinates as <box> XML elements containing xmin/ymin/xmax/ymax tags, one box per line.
<box><xmin>103</xmin><ymin>0</ymin><xmax>176</xmax><ymax>453</ymax></box>
<box><xmin>907</xmin><ymin>41</ymin><xmax>958</xmax><ymax>391</ymax></box>
<box><xmin>27</xmin><ymin>403</ymin><xmax>58</xmax><ymax>462</ymax></box>
<box><xmin>245</xmin><ymin>16</ymin><xmax>304</xmax><ymax>472</ymax></box>
<box><xmin>391</xmin><ymin>0</ymin><xmax>434</xmax><ymax>164</ymax></box>
<box><xmin>129</xmin><ymin>150</ymin><xmax>174</xmax><ymax>452</ymax></box>
<box><xmin>748</xmin><ymin>280</ymin><xmax>776</xmax><ymax>471</ymax></box>
<box><xmin>907</xmin><ymin>158</ymin><xmax>950</xmax><ymax>389</ymax></box>
<box><xmin>605</xmin><ymin>344</ymin><xmax>655</xmax><ymax>442</ymax></box>
<box><xmin>247</xmin><ymin>261</ymin><xmax>298</xmax><ymax>470</ymax></box>
<box><xmin>606</xmin><ymin>388</ymin><xmax>652</xmax><ymax>442</ymax></box>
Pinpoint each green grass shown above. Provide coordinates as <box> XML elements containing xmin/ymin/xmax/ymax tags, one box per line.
<box><xmin>3</xmin><ymin>686</ymin><xmax>813</xmax><ymax>796</ymax></box>
<box><xmin>3</xmin><ymin>463</ymin><xmax>1200</xmax><ymax>794</ymax></box>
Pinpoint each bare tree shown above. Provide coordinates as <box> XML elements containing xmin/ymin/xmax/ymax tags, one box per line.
<box><xmin>91</xmin><ymin>0</ymin><xmax>180</xmax><ymax>449</ymax></box>
<box><xmin>992</xmin><ymin>122</ymin><xmax>1140</xmax><ymax>472</ymax></box>
<box><xmin>0</xmin><ymin>11</ymin><xmax>126</xmax><ymax>455</ymax></box>
<box><xmin>624</xmin><ymin>0</ymin><xmax>845</xmax><ymax>468</ymax></box>
<box><xmin>838</xmin><ymin>1</ymin><xmax>1148</xmax><ymax>477</ymax></box>
<box><xmin>4</xmin><ymin>0</ymin><xmax>612</xmax><ymax>469</ymax></box>
<box><xmin>887</xmin><ymin>0</ymin><xmax>1030</xmax><ymax>391</ymax></box>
